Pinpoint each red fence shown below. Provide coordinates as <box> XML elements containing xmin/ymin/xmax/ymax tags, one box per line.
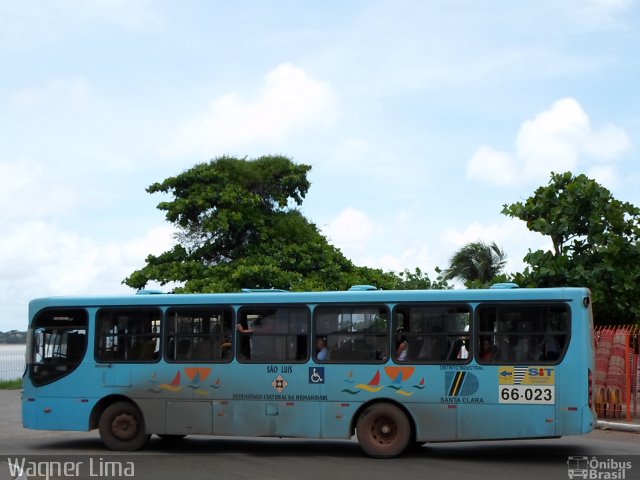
<box><xmin>594</xmin><ymin>325</ymin><xmax>639</xmax><ymax>421</ymax></box>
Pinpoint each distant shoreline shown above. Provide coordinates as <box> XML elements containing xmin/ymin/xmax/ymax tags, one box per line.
<box><xmin>0</xmin><ymin>331</ymin><xmax>27</xmax><ymax>344</ymax></box>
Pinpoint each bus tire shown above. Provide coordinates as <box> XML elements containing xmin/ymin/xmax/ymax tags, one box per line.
<box><xmin>356</xmin><ymin>403</ymin><xmax>411</xmax><ymax>458</ymax></box>
<box><xmin>98</xmin><ymin>401</ymin><xmax>150</xmax><ymax>451</ymax></box>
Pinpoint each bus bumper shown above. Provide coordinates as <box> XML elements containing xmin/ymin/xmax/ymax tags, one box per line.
<box><xmin>582</xmin><ymin>405</ymin><xmax>596</xmax><ymax>433</ymax></box>
<box><xmin>22</xmin><ymin>395</ymin><xmax>92</xmax><ymax>431</ymax></box>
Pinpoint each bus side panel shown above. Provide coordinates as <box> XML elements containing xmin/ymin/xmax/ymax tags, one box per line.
<box><xmin>210</xmin><ymin>363</ymin><xmax>323</xmax><ymax>438</ymax></box>
<box><xmin>22</xmin><ymin>391</ymin><xmax>40</xmax><ymax>430</ymax></box>
<box><xmin>22</xmin><ymin>394</ymin><xmax>93</xmax><ymax>431</ymax></box>
<box><xmin>555</xmin><ymin>369</ymin><xmax>595</xmax><ymax>435</ymax></box>
<box><xmin>581</xmin><ymin>405</ymin><xmax>595</xmax><ymax>433</ymax></box>
<box><xmin>21</xmin><ymin>363</ymin><xmax>100</xmax><ymax>432</ymax></box>
<box><xmin>212</xmin><ymin>399</ymin><xmax>321</xmax><ymax>438</ymax></box>
<box><xmin>554</xmin><ymin>302</ymin><xmax>595</xmax><ymax>436</ymax></box>
<box><xmin>459</xmin><ymin>404</ymin><xmax>556</xmax><ymax>440</ymax></box>
<box><xmin>167</xmin><ymin>401</ymin><xmax>214</xmax><ymax>435</ymax></box>
<box><xmin>135</xmin><ymin>399</ymin><xmax>167</xmax><ymax>434</ymax></box>
<box><xmin>321</xmin><ymin>401</ymin><xmax>357</xmax><ymax>439</ymax></box>
<box><xmin>412</xmin><ymin>403</ymin><xmax>458</xmax><ymax>442</ymax></box>
<box><xmin>556</xmin><ymin>404</ymin><xmax>595</xmax><ymax>436</ymax></box>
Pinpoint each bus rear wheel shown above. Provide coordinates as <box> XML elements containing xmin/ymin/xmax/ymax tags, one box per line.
<box><xmin>99</xmin><ymin>401</ymin><xmax>150</xmax><ymax>451</ymax></box>
<box><xmin>356</xmin><ymin>403</ymin><xmax>411</xmax><ymax>458</ymax></box>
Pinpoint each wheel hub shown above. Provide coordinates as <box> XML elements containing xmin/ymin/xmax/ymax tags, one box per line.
<box><xmin>112</xmin><ymin>413</ymin><xmax>138</xmax><ymax>440</ymax></box>
<box><xmin>372</xmin><ymin>416</ymin><xmax>397</xmax><ymax>443</ymax></box>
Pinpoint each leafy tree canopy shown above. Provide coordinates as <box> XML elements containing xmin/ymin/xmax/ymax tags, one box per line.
<box><xmin>442</xmin><ymin>241</ymin><xmax>507</xmax><ymax>288</ymax></box>
<box><xmin>502</xmin><ymin>171</ymin><xmax>640</xmax><ymax>325</ymax></box>
<box><xmin>124</xmin><ymin>155</ymin><xmax>447</xmax><ymax>293</ymax></box>
<box><xmin>395</xmin><ymin>267</ymin><xmax>451</xmax><ymax>290</ymax></box>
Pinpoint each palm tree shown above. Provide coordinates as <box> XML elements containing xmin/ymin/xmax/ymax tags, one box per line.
<box><xmin>443</xmin><ymin>241</ymin><xmax>507</xmax><ymax>285</ymax></box>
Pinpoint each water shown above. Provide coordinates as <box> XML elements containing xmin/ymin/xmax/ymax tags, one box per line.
<box><xmin>0</xmin><ymin>344</ymin><xmax>26</xmax><ymax>381</ymax></box>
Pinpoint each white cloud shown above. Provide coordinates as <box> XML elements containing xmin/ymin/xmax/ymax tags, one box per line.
<box><xmin>330</xmin><ymin>138</ymin><xmax>374</xmax><ymax>169</ymax></box>
<box><xmin>0</xmin><ymin>221</ymin><xmax>174</xmax><ymax>289</ymax></box>
<box><xmin>582</xmin><ymin>123</ymin><xmax>631</xmax><ymax>160</ymax></box>
<box><xmin>9</xmin><ymin>77</ymin><xmax>90</xmax><ymax>110</ymax></box>
<box><xmin>440</xmin><ymin>219</ymin><xmax>551</xmax><ymax>276</ymax></box>
<box><xmin>441</xmin><ymin>220</ymin><xmax>537</xmax><ymax>251</ymax></box>
<box><xmin>585</xmin><ymin>0</ymin><xmax>631</xmax><ymax>9</ymax></box>
<box><xmin>467</xmin><ymin>146</ymin><xmax>517</xmax><ymax>187</ymax></box>
<box><xmin>85</xmin><ymin>0</ymin><xmax>166</xmax><ymax>31</ymax></box>
<box><xmin>321</xmin><ymin>207</ymin><xmax>541</xmax><ymax>282</ymax></box>
<box><xmin>0</xmin><ymin>221</ymin><xmax>176</xmax><ymax>330</ymax></box>
<box><xmin>175</xmin><ymin>63</ymin><xmax>339</xmax><ymax>156</ymax></box>
<box><xmin>0</xmin><ymin>160</ymin><xmax>79</xmax><ymax>221</ymax></box>
<box><xmin>467</xmin><ymin>98</ymin><xmax>631</xmax><ymax>187</ymax></box>
<box><xmin>0</xmin><ymin>2</ymin><xmax>165</xmax><ymax>41</ymax></box>
<box><xmin>586</xmin><ymin>164</ymin><xmax>619</xmax><ymax>189</ymax></box>
<box><xmin>374</xmin><ymin>246</ymin><xmax>436</xmax><ymax>274</ymax></box>
<box><xmin>322</xmin><ymin>207</ymin><xmax>374</xmax><ymax>253</ymax></box>
<box><xmin>575</xmin><ymin>0</ymin><xmax>633</xmax><ymax>24</ymax></box>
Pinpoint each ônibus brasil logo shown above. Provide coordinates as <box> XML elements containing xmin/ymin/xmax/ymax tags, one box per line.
<box><xmin>567</xmin><ymin>456</ymin><xmax>633</xmax><ymax>480</ymax></box>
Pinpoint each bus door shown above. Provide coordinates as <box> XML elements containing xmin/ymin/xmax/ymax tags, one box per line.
<box><xmin>392</xmin><ymin>304</ymin><xmax>468</xmax><ymax>442</ymax></box>
<box><xmin>213</xmin><ymin>306</ymin><xmax>320</xmax><ymax>437</ymax></box>
<box><xmin>157</xmin><ymin>307</ymin><xmax>233</xmax><ymax>436</ymax></box>
<box><xmin>458</xmin><ymin>304</ymin><xmax>568</xmax><ymax>440</ymax></box>
<box><xmin>457</xmin><ymin>364</ymin><xmax>557</xmax><ymax>440</ymax></box>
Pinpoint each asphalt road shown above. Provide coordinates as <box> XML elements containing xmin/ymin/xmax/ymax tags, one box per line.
<box><xmin>1</xmin><ymin>390</ymin><xmax>638</xmax><ymax>480</ymax></box>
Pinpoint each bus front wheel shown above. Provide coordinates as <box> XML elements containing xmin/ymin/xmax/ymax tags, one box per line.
<box><xmin>356</xmin><ymin>403</ymin><xmax>411</xmax><ymax>458</ymax></box>
<box><xmin>99</xmin><ymin>401</ymin><xmax>150</xmax><ymax>451</ymax></box>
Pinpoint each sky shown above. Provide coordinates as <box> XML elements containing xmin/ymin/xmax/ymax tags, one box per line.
<box><xmin>1</xmin><ymin>0</ymin><xmax>639</xmax><ymax>331</ymax></box>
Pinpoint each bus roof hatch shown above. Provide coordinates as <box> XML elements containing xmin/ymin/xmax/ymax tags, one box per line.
<box><xmin>348</xmin><ymin>285</ymin><xmax>378</xmax><ymax>291</ymax></box>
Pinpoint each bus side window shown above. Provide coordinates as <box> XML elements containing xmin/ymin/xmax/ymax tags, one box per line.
<box><xmin>192</xmin><ymin>339</ymin><xmax>212</xmax><ymax>360</ymax></box>
<box><xmin>446</xmin><ymin>337</ymin><xmax>465</xmax><ymax>360</ymax></box>
<box><xmin>237</xmin><ymin>307</ymin><xmax>309</xmax><ymax>363</ymax></box>
<box><xmin>165</xmin><ymin>308</ymin><xmax>233</xmax><ymax>363</ymax></box>
<box><xmin>96</xmin><ymin>308</ymin><xmax>161</xmax><ymax>363</ymax></box>
<box><xmin>476</xmin><ymin>304</ymin><xmax>570</xmax><ymax>364</ymax></box>
<box><xmin>315</xmin><ymin>306</ymin><xmax>388</xmax><ymax>364</ymax></box>
<box><xmin>394</xmin><ymin>305</ymin><xmax>470</xmax><ymax>364</ymax></box>
<box><xmin>66</xmin><ymin>332</ymin><xmax>86</xmax><ymax>363</ymax></box>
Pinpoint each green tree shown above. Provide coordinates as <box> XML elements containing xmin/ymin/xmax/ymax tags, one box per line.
<box><xmin>502</xmin><ymin>171</ymin><xmax>640</xmax><ymax>325</ymax></box>
<box><xmin>442</xmin><ymin>241</ymin><xmax>507</xmax><ymax>287</ymax></box>
<box><xmin>395</xmin><ymin>267</ymin><xmax>450</xmax><ymax>290</ymax></box>
<box><xmin>124</xmin><ymin>155</ymin><xmax>401</xmax><ymax>292</ymax></box>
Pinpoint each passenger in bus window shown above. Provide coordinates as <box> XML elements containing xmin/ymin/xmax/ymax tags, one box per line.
<box><xmin>396</xmin><ymin>329</ymin><xmax>409</xmax><ymax>361</ymax></box>
<box><xmin>237</xmin><ymin>319</ymin><xmax>253</xmax><ymax>360</ymax></box>
<box><xmin>479</xmin><ymin>337</ymin><xmax>496</xmax><ymax>362</ymax></box>
<box><xmin>422</xmin><ymin>326</ymin><xmax>448</xmax><ymax>361</ymax></box>
<box><xmin>316</xmin><ymin>336</ymin><xmax>330</xmax><ymax>361</ymax></box>
<box><xmin>220</xmin><ymin>335</ymin><xmax>232</xmax><ymax>359</ymax></box>
<box><xmin>513</xmin><ymin>336</ymin><xmax>536</xmax><ymax>362</ymax></box>
<box><xmin>539</xmin><ymin>329</ymin><xmax>561</xmax><ymax>361</ymax></box>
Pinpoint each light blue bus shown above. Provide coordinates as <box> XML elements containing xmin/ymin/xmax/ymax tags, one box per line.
<box><xmin>22</xmin><ymin>284</ymin><xmax>596</xmax><ymax>458</ymax></box>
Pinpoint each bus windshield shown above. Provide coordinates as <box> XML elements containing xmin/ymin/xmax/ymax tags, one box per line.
<box><xmin>28</xmin><ymin>309</ymin><xmax>88</xmax><ymax>386</ymax></box>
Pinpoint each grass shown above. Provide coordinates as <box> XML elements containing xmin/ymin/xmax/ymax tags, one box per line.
<box><xmin>0</xmin><ymin>379</ymin><xmax>22</xmax><ymax>389</ymax></box>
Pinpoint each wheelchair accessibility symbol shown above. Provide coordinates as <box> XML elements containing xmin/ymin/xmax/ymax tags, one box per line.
<box><xmin>309</xmin><ymin>367</ymin><xmax>325</xmax><ymax>384</ymax></box>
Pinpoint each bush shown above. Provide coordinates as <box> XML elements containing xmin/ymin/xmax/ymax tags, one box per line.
<box><xmin>0</xmin><ymin>379</ymin><xmax>22</xmax><ymax>390</ymax></box>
